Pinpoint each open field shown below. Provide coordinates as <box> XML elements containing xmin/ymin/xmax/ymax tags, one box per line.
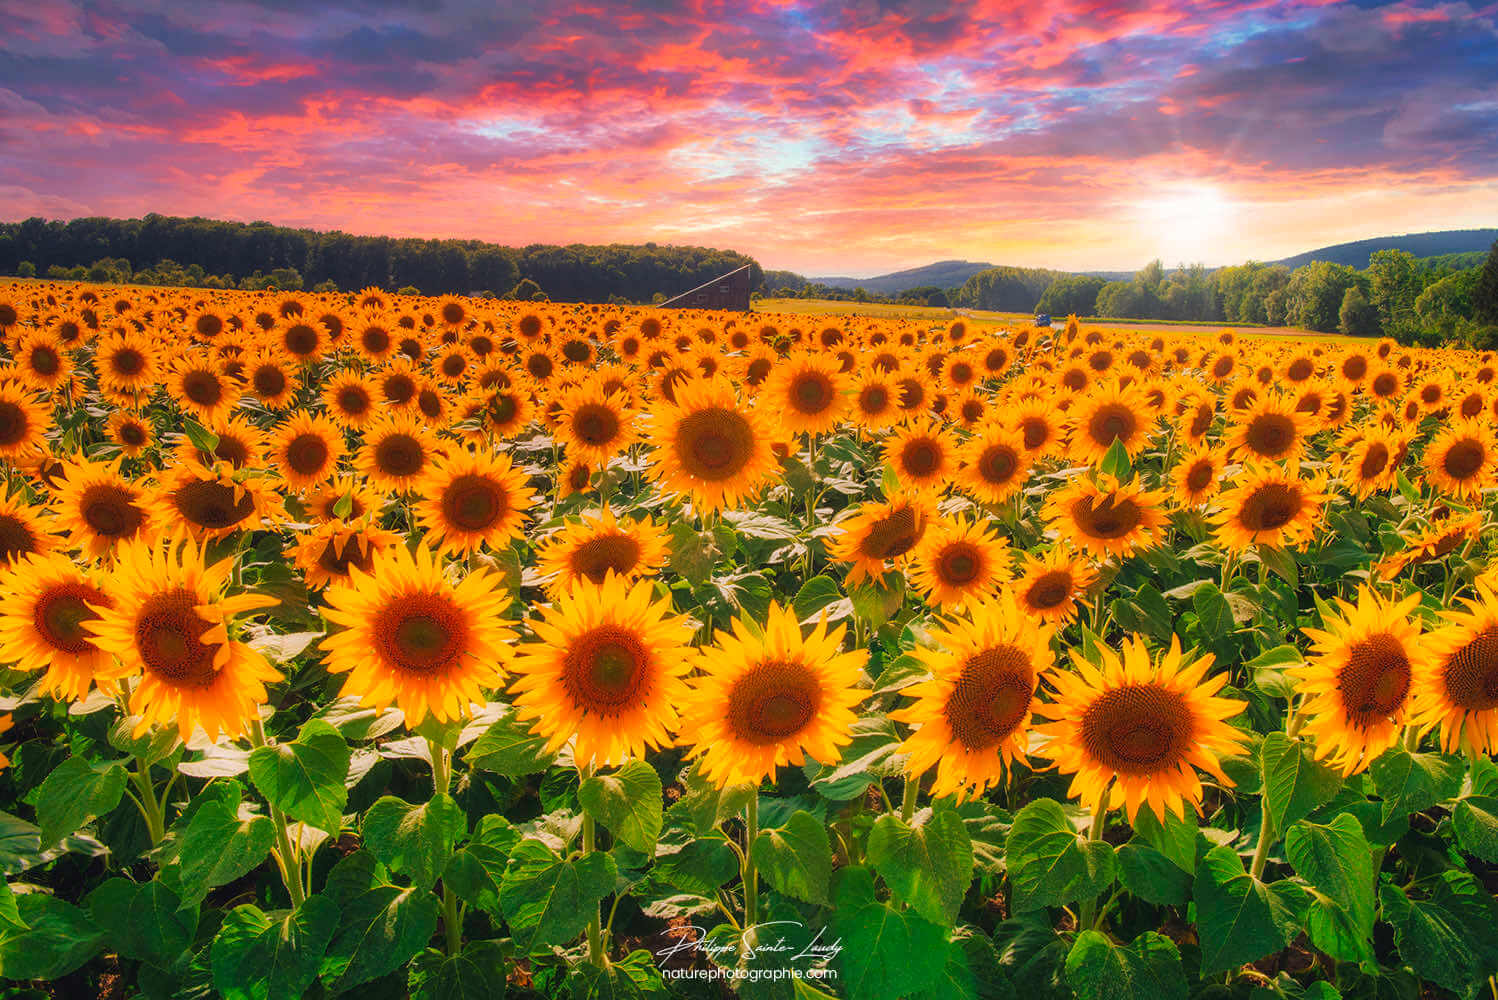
<box><xmin>1</xmin><ymin>277</ymin><xmax>1496</xmax><ymax>998</ymax></box>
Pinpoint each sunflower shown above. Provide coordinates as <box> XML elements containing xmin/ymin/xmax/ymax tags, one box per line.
<box><xmin>354</xmin><ymin>319</ymin><xmax>396</xmax><ymax>362</ymax></box>
<box><xmin>884</xmin><ymin>419</ymin><xmax>956</xmax><ymax>494</ymax></box>
<box><xmin>1012</xmin><ymin>400</ymin><xmax>1062</xmax><ymax>457</ymax></box>
<box><xmin>84</xmin><ymin>537</ymin><xmax>281</xmax><ymax>741</ymax></box>
<box><xmin>558</xmin><ymin>456</ymin><xmax>596</xmax><ymax>499</ymax></box>
<box><xmin>1208</xmin><ymin>464</ymin><xmax>1329</xmax><ymax>552</ymax></box>
<box><xmin>269</xmin><ymin>412</ymin><xmax>346</xmax><ymax>490</ymax></box>
<box><xmin>1225</xmin><ymin>395</ymin><xmax>1311</xmax><ymax>465</ymax></box>
<box><xmin>646</xmin><ymin>377</ymin><xmax>779</xmax><ymax>513</ymax></box>
<box><xmin>850</xmin><ymin>371</ymin><xmax>903</xmax><ymax>429</ymax></box>
<box><xmin>760</xmin><ymin>352</ymin><xmax>850</xmax><ymax>437</ymax></box>
<box><xmin>678</xmin><ymin>602</ymin><xmax>866</xmax><ymax>787</ymax></box>
<box><xmin>413</xmin><ymin>447</ymin><xmax>538</xmax><ymax>556</ymax></box>
<box><xmin>95</xmin><ymin>331</ymin><xmax>159</xmax><ymax>399</ymax></box>
<box><xmin>1068</xmin><ymin>382</ymin><xmax>1151</xmax><ymax>465</ymax></box>
<box><xmin>1339</xmin><ymin>425</ymin><xmax>1404</xmax><ymax>499</ymax></box>
<box><xmin>483</xmin><ymin>384</ymin><xmax>535</xmax><ymax>438</ymax></box>
<box><xmin>290</xmin><ymin>519</ymin><xmax>403</xmax><ymax>590</ymax></box>
<box><xmin>1293</xmin><ymin>587</ymin><xmax>1429</xmax><ymax>775</ymax></box>
<box><xmin>433</xmin><ymin>345</ymin><xmax>473</xmax><ymax>385</ymax></box>
<box><xmin>0</xmin><ymin>552</ymin><xmax>121</xmax><ymax>700</ymax></box>
<box><xmin>156</xmin><ymin>460</ymin><xmax>281</xmax><ymax>542</ymax></box>
<box><xmin>1414</xmin><ymin>585</ymin><xmax>1498</xmax><ymax>755</ymax></box>
<box><xmin>321</xmin><ymin>541</ymin><xmax>513</xmax><ymax>726</ymax></box>
<box><xmin>908</xmin><ymin>516</ymin><xmax>1011</xmax><ymax>611</ymax></box>
<box><xmin>1423</xmin><ymin>420</ymin><xmax>1496</xmax><ymax>500</ymax></box>
<box><xmin>322</xmin><ymin>371</ymin><xmax>379</xmax><ymax>429</ymax></box>
<box><xmin>955</xmin><ymin>425</ymin><xmax>1032</xmax><ymax>505</ymax></box>
<box><xmin>827</xmin><ymin>491</ymin><xmax>933</xmax><ymax>584</ymax></box>
<box><xmin>50</xmin><ymin>459</ymin><xmax>161</xmax><ymax>558</ymax></box>
<box><xmin>509</xmin><ymin>574</ymin><xmax>694</xmax><ymax>768</ymax></box>
<box><xmin>1033</xmin><ymin>636</ymin><xmax>1248</xmax><ymax>822</ymax></box>
<box><xmin>554</xmin><ymin>384</ymin><xmax>637</xmax><ymax>464</ymax></box>
<box><xmin>0</xmin><ymin>383</ymin><xmax>51</xmax><ymax>459</ymax></box>
<box><xmin>1044</xmin><ymin>473</ymin><xmax>1166</xmax><ymax>561</ymax></box>
<box><xmin>534</xmin><ymin>507</ymin><xmax>669</xmax><ymax>594</ymax></box>
<box><xmin>1177</xmin><ymin>394</ymin><xmax>1217</xmax><ymax>445</ymax></box>
<box><xmin>278</xmin><ymin>319</ymin><xmax>326</xmax><ymax>362</ymax></box>
<box><xmin>301</xmin><ymin>476</ymin><xmax>384</xmax><ymax>524</ymax></box>
<box><xmin>893</xmin><ymin>593</ymin><xmax>1053</xmax><ymax>801</ymax></box>
<box><xmin>1366</xmin><ymin>367</ymin><xmax>1404</xmax><ymax>403</ymax></box>
<box><xmin>168</xmin><ymin>354</ymin><xmax>240</xmax><ymax>424</ymax></box>
<box><xmin>242</xmin><ymin>348</ymin><xmax>300</xmax><ymax>409</ymax></box>
<box><xmin>355</xmin><ymin>412</ymin><xmax>439</xmax><ymax>494</ymax></box>
<box><xmin>107</xmin><ymin>411</ymin><xmax>154</xmax><ymax>458</ymax></box>
<box><xmin>12</xmin><ymin>331</ymin><xmax>73</xmax><ymax>392</ymax></box>
<box><xmin>1170</xmin><ymin>445</ymin><xmax>1224</xmax><ymax>509</ymax></box>
<box><xmin>173</xmin><ymin>412</ymin><xmax>267</xmax><ymax>470</ymax></box>
<box><xmin>1014</xmin><ymin>547</ymin><xmax>1096</xmax><ymax>625</ymax></box>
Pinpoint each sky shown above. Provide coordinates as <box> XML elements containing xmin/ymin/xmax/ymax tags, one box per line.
<box><xmin>1</xmin><ymin>0</ymin><xmax>1496</xmax><ymax>277</ymax></box>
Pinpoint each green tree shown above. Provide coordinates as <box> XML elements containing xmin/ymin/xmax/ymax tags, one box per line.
<box><xmin>1474</xmin><ymin>240</ymin><xmax>1498</xmax><ymax>324</ymax></box>
<box><xmin>15</xmin><ymin>261</ymin><xmax>34</xmax><ymax>277</ymax></box>
<box><xmin>509</xmin><ymin>278</ymin><xmax>544</xmax><ymax>301</ymax></box>
<box><xmin>1036</xmin><ymin>274</ymin><xmax>1105</xmax><ymax>317</ymax></box>
<box><xmin>1339</xmin><ymin>286</ymin><xmax>1379</xmax><ymax>336</ymax></box>
<box><xmin>1285</xmin><ymin>261</ymin><xmax>1360</xmax><ymax>332</ymax></box>
<box><xmin>1366</xmin><ymin>249</ymin><xmax>1420</xmax><ymax>330</ymax></box>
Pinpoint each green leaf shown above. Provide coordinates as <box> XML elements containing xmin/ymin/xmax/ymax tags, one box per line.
<box><xmin>408</xmin><ymin>940</ymin><xmax>508</xmax><ymax>1000</ymax></box>
<box><xmin>183</xmin><ymin>417</ymin><xmax>220</xmax><ymax>455</ymax></box>
<box><xmin>362</xmin><ymin>794</ymin><xmax>465</xmax><ymax>891</ymax></box>
<box><xmin>668</xmin><ymin>761</ymin><xmax>755</xmax><ymax>835</ymax></box>
<box><xmin>321</xmin><ymin>885</ymin><xmax>440</xmax><ymax>992</ymax></box>
<box><xmin>172</xmin><ymin>780</ymin><xmax>275</xmax><ymax>904</ymax></box>
<box><xmin>248</xmin><ymin>718</ymin><xmax>350</xmax><ymax>835</ymax></box>
<box><xmin>1285</xmin><ymin>815</ymin><xmax>1374</xmax><ymax>961</ymax></box>
<box><xmin>1098</xmin><ymin>438</ymin><xmax>1132</xmax><ymax>480</ymax></box>
<box><xmin>1260</xmin><ymin>733</ymin><xmax>1342</xmax><ymax>835</ymax></box>
<box><xmin>1453</xmin><ymin>795</ymin><xmax>1498</xmax><ymax>862</ymax></box>
<box><xmin>85</xmin><ymin>878</ymin><xmax>197</xmax><ymax>967</ymax></box>
<box><xmin>1193</xmin><ymin>844</ymin><xmax>1305</xmax><ymax>974</ymax></box>
<box><xmin>1127</xmin><ymin>807</ymin><xmax>1197</xmax><ymax>873</ymax></box>
<box><xmin>0</xmin><ymin>893</ymin><xmax>106</xmax><ymax>980</ymax></box>
<box><xmin>1380</xmin><ymin>871</ymin><xmax>1498</xmax><ymax>995</ymax></box>
<box><xmin>0</xmin><ymin>879</ymin><xmax>23</xmax><ymax>934</ymax></box>
<box><xmin>1064</xmin><ymin>930</ymin><xmax>1187</xmax><ymax>1000</ymax></box>
<box><xmin>35</xmin><ymin>755</ymin><xmax>128</xmax><ymax>848</ymax></box>
<box><xmin>793</xmin><ymin>575</ymin><xmax>845</xmax><ymax>623</ymax></box>
<box><xmin>1246</xmin><ymin>645</ymin><xmax>1306</xmax><ymax>700</ymax></box>
<box><xmin>499</xmin><ymin>838</ymin><xmax>616</xmax><ymax>954</ymax></box>
<box><xmin>1369</xmin><ymin>745</ymin><xmax>1464</xmax><ymax>822</ymax></box>
<box><xmin>579</xmin><ymin>760</ymin><xmax>663</xmax><ymax>854</ymax></box>
<box><xmin>653</xmin><ymin>832</ymin><xmax>738</xmax><ymax>895</ymax></box>
<box><xmin>806</xmin><ymin>716</ymin><xmax>901</xmax><ymax>801</ymax></box>
<box><xmin>667</xmin><ymin>521</ymin><xmax>719</xmax><ymax>585</ymax></box>
<box><xmin>568</xmin><ymin>947</ymin><xmax>663</xmax><ymax>999</ymax></box>
<box><xmin>829</xmin><ymin>866</ymin><xmax>947</xmax><ymax>1000</ymax></box>
<box><xmin>1117</xmin><ymin>845</ymin><xmax>1190</xmax><ymax>906</ymax></box>
<box><xmin>443</xmin><ymin>815</ymin><xmax>520</xmax><ymax>916</ymax></box>
<box><xmin>752</xmin><ymin>809</ymin><xmax>834</xmax><ymax>906</ymax></box>
<box><xmin>866</xmin><ymin>806</ymin><xmax>974</xmax><ymax>925</ymax></box>
<box><xmin>211</xmin><ymin>896</ymin><xmax>340</xmax><ymax>1000</ymax></box>
<box><xmin>1006</xmin><ymin>798</ymin><xmax>1115</xmax><ymax>913</ymax></box>
<box><xmin>465</xmin><ymin>707</ymin><xmax>556</xmax><ymax>777</ymax></box>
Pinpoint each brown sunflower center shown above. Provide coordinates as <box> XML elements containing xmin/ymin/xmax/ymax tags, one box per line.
<box><xmin>1442</xmin><ymin>627</ymin><xmax>1498</xmax><ymax>711</ymax></box>
<box><xmin>1019</xmin><ymin>416</ymin><xmax>1050</xmax><ymax>451</ymax></box>
<box><xmin>569</xmin><ymin>534</ymin><xmax>642</xmax><ymax>583</ymax></box>
<box><xmin>1025</xmin><ymin>570</ymin><xmax>1072</xmax><ymax>610</ymax></box>
<box><xmin>1245</xmin><ymin>414</ymin><xmax>1296</xmax><ymax>457</ymax></box>
<box><xmin>936</xmin><ymin>542</ymin><xmax>983</xmax><ymax>586</ymax></box>
<box><xmin>338</xmin><ymin>386</ymin><xmax>371</xmax><ymax>416</ymax></box>
<box><xmin>1372</xmin><ymin>373</ymin><xmax>1399</xmax><ymax>397</ymax></box>
<box><xmin>0</xmin><ymin>401</ymin><xmax>30</xmax><ymax>446</ymax></box>
<box><xmin>374</xmin><ymin>434</ymin><xmax>426</xmax><ymax>479</ymax></box>
<box><xmin>562</xmin><ymin>340</ymin><xmax>591</xmax><ymax>363</ymax></box>
<box><xmin>182</xmin><ymin>370</ymin><xmax>223</xmax><ymax>406</ymax></box>
<box><xmin>374</xmin><ymin>592</ymin><xmax>469</xmax><ymax>675</ymax></box>
<box><xmin>384</xmin><ymin>373</ymin><xmax>417</xmax><ymax>404</ymax></box>
<box><xmin>1088</xmin><ymin>404</ymin><xmax>1136</xmax><ymax>447</ymax></box>
<box><xmin>1287</xmin><ymin>359</ymin><xmax>1313</xmax><ymax>382</ymax></box>
<box><xmin>526</xmin><ymin>354</ymin><xmax>554</xmax><ymax>380</ymax></box>
<box><xmin>0</xmin><ymin>513</ymin><xmax>39</xmax><ymax>564</ymax></box>
<box><xmin>675</xmin><ymin>407</ymin><xmax>754</xmax><ymax>481</ymax></box>
<box><xmin>518</xmin><ymin>315</ymin><xmax>543</xmax><ymax>339</ymax></box>
<box><xmin>944</xmin><ymin>645</ymin><xmax>1034</xmax><ymax>750</ymax></box>
<box><xmin>857</xmin><ymin>505</ymin><xmax>923</xmax><ymax>560</ymax></box>
<box><xmin>80</xmin><ymin>483</ymin><xmax>146</xmax><ymax>540</ymax></box>
<box><xmin>318</xmin><ymin>535</ymin><xmax>376</xmax><ymax>577</ymax></box>
<box><xmin>362</xmin><ymin>327</ymin><xmax>391</xmax><ymax>353</ymax></box>
<box><xmin>111</xmin><ymin>348</ymin><xmax>146</xmax><ymax>376</ymax></box>
<box><xmin>252</xmin><ymin>365</ymin><xmax>287</xmax><ymax>399</ymax></box>
<box><xmin>173</xmin><ymin>479</ymin><xmax>255</xmax><ymax>530</ymax></box>
<box><xmin>1343</xmin><ymin>356</ymin><xmax>1368</xmax><ymax>380</ymax></box>
<box><xmin>35</xmin><ymin>583</ymin><xmax>108</xmax><ymax>655</ymax></box>
<box><xmin>567</xmin><ymin>463</ymin><xmax>592</xmax><ymax>491</ymax></box>
<box><xmin>1212</xmin><ymin>357</ymin><xmax>1234</xmax><ymax>379</ymax></box>
<box><xmin>978</xmin><ymin>444</ymin><xmax>1020</xmax><ymax>484</ymax></box>
<box><xmin>1238</xmin><ymin>482</ymin><xmax>1300</xmax><ymax>532</ymax></box>
<box><xmin>441</xmin><ymin>303</ymin><xmax>465</xmax><ymax>325</ymax></box>
<box><xmin>1185</xmin><ymin>459</ymin><xmax>1215</xmax><ymax>493</ymax></box>
<box><xmin>196</xmin><ymin>314</ymin><xmax>223</xmax><ymax>338</ymax></box>
<box><xmin>442</xmin><ymin>354</ymin><xmax>467</xmax><ymax>377</ymax></box>
<box><xmin>1359</xmin><ymin>443</ymin><xmax>1389</xmax><ymax>480</ymax></box>
<box><xmin>284</xmin><ymin>323</ymin><xmax>319</xmax><ymax>356</ymax></box>
<box><xmin>1421</xmin><ymin>384</ymin><xmax>1441</xmax><ymax>404</ymax></box>
<box><xmin>262</xmin><ymin>415</ymin><xmax>319</xmax><ymax>465</ymax></box>
<box><xmin>859</xmin><ymin>385</ymin><xmax>889</xmax><ymax>413</ymax></box>
<box><xmin>441</xmin><ymin>474</ymin><xmax>508</xmax><ymax>532</ymax></box>
<box><xmin>897</xmin><ymin>378</ymin><xmax>925</xmax><ymax>410</ymax></box>
<box><xmin>900</xmin><ymin>439</ymin><xmax>942</xmax><ymax>478</ymax></box>
<box><xmin>1339</xmin><ymin>632</ymin><xmax>1412</xmax><ymax>724</ymax></box>
<box><xmin>789</xmin><ymin>372</ymin><xmax>834</xmax><ymax>415</ymax></box>
<box><xmin>29</xmin><ymin>346</ymin><xmax>60</xmax><ymax>376</ymax></box>
<box><xmin>118</xmin><ymin>421</ymin><xmax>148</xmax><ymax>447</ymax></box>
<box><xmin>726</xmin><ymin>660</ymin><xmax>822</xmax><ymax>745</ymax></box>
<box><xmin>573</xmin><ymin>404</ymin><xmax>621</xmax><ymax>446</ymax></box>
<box><xmin>135</xmin><ymin>588</ymin><xmax>219</xmax><ymax>688</ymax></box>
<box><xmin>1081</xmin><ymin>683</ymin><xmax>1193</xmax><ymax>774</ymax></box>
<box><xmin>562</xmin><ymin>624</ymin><xmax>650</xmax><ymax>712</ymax></box>
<box><xmin>1442</xmin><ymin>439</ymin><xmax>1485</xmax><ymax>481</ymax></box>
<box><xmin>1070</xmin><ymin>495</ymin><xmax>1142</xmax><ymax>539</ymax></box>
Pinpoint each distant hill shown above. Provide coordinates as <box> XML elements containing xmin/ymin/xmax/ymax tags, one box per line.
<box><xmin>1274</xmin><ymin>229</ymin><xmax>1498</xmax><ymax>270</ymax></box>
<box><xmin>809</xmin><ymin>260</ymin><xmax>995</xmax><ymax>295</ymax></box>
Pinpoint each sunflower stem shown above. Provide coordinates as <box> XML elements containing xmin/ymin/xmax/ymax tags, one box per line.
<box><xmin>899</xmin><ymin>772</ymin><xmax>920</xmax><ymax>823</ymax></box>
<box><xmin>128</xmin><ymin>756</ymin><xmax>165</xmax><ymax>846</ymax></box>
<box><xmin>1249</xmin><ymin>809</ymin><xmax>1275</xmax><ymax>881</ymax></box>
<box><xmin>249</xmin><ymin>715</ymin><xmax>307</xmax><ymax>907</ymax></box>
<box><xmin>1078</xmin><ymin>784</ymin><xmax>1110</xmax><ymax>930</ymax></box>
<box><xmin>743</xmin><ymin>791</ymin><xmax>761</xmax><ymax>929</ymax></box>
<box><xmin>580</xmin><ymin>763</ymin><xmax>605</xmax><ymax>967</ymax></box>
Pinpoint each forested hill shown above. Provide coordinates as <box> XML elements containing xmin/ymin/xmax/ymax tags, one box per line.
<box><xmin>0</xmin><ymin>214</ymin><xmax>762</xmax><ymax>302</ymax></box>
<box><xmin>1275</xmin><ymin>230</ymin><xmax>1498</xmax><ymax>270</ymax></box>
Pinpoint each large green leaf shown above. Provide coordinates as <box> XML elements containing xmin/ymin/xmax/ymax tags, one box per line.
<box><xmin>829</xmin><ymin>866</ymin><xmax>947</xmax><ymax>1000</ymax></box>
<box><xmin>499</xmin><ymin>838</ymin><xmax>616</xmax><ymax>954</ymax></box>
<box><xmin>362</xmin><ymin>794</ymin><xmax>466</xmax><ymax>891</ymax></box>
<box><xmin>1380</xmin><ymin>872</ymin><xmax>1498</xmax><ymax>996</ymax></box>
<box><xmin>320</xmin><ymin>885</ymin><xmax>440</xmax><ymax>993</ymax></box>
<box><xmin>1117</xmin><ymin>845</ymin><xmax>1190</xmax><ymax>906</ymax></box>
<box><xmin>1193</xmin><ymin>844</ymin><xmax>1305</xmax><ymax>974</ymax></box>
<box><xmin>0</xmin><ymin>893</ymin><xmax>106</xmax><ymax>980</ymax></box>
<box><xmin>866</xmin><ymin>807</ymin><xmax>974</xmax><ymax>925</ymax></box>
<box><xmin>1259</xmin><ymin>733</ymin><xmax>1342</xmax><ymax>835</ymax></box>
<box><xmin>1368</xmin><ymin>745</ymin><xmax>1463</xmax><ymax>823</ymax></box>
<box><xmin>1285</xmin><ymin>815</ymin><xmax>1374</xmax><ymax>961</ymax></box>
<box><xmin>86</xmin><ymin>877</ymin><xmax>198</xmax><ymax>968</ymax></box>
<box><xmin>170</xmin><ymin>780</ymin><xmax>275</xmax><ymax>904</ymax></box>
<box><xmin>249</xmin><ymin>718</ymin><xmax>351</xmax><ymax>834</ymax></box>
<box><xmin>212</xmin><ymin>896</ymin><xmax>340</xmax><ymax>1000</ymax></box>
<box><xmin>35</xmin><ymin>755</ymin><xmax>128</xmax><ymax>848</ymax></box>
<box><xmin>752</xmin><ymin>809</ymin><xmax>834</xmax><ymax>907</ymax></box>
<box><xmin>1064</xmin><ymin>930</ymin><xmax>1187</xmax><ymax>1000</ymax></box>
<box><xmin>1005</xmin><ymin>798</ymin><xmax>1115</xmax><ymax>913</ymax></box>
<box><xmin>1452</xmin><ymin>795</ymin><xmax>1498</xmax><ymax>862</ymax></box>
<box><xmin>653</xmin><ymin>830</ymin><xmax>739</xmax><ymax>895</ymax></box>
<box><xmin>408</xmin><ymin>940</ymin><xmax>508</xmax><ymax>1000</ymax></box>
<box><xmin>0</xmin><ymin>878</ymin><xmax>22</xmax><ymax>934</ymax></box>
<box><xmin>579</xmin><ymin>760</ymin><xmax>663</xmax><ymax>854</ymax></box>
<box><xmin>443</xmin><ymin>815</ymin><xmax>520</xmax><ymax>917</ymax></box>
<box><xmin>464</xmin><ymin>707</ymin><xmax>556</xmax><ymax>778</ymax></box>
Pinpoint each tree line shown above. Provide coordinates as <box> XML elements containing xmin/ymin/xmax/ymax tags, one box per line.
<box><xmin>0</xmin><ymin>215</ymin><xmax>762</xmax><ymax>303</ymax></box>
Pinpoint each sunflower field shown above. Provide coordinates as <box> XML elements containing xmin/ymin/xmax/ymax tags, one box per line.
<box><xmin>2</xmin><ymin>279</ymin><xmax>1498</xmax><ymax>1000</ymax></box>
